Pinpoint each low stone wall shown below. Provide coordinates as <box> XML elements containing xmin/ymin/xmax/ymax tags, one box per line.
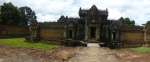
<box><xmin>39</xmin><ymin>28</ymin><xmax>64</xmax><ymax>40</ymax></box>
<box><xmin>0</xmin><ymin>25</ymin><xmax>30</xmax><ymax>38</ymax></box>
<box><xmin>121</xmin><ymin>31</ymin><xmax>144</xmax><ymax>43</ymax></box>
<box><xmin>100</xmin><ymin>41</ymin><xmax>146</xmax><ymax>49</ymax></box>
<box><xmin>123</xmin><ymin>43</ymin><xmax>143</xmax><ymax>48</ymax></box>
<box><xmin>41</xmin><ymin>39</ymin><xmax>62</xmax><ymax>45</ymax></box>
<box><xmin>122</xmin><ymin>41</ymin><xmax>144</xmax><ymax>48</ymax></box>
<box><xmin>61</xmin><ymin>40</ymin><xmax>87</xmax><ymax>47</ymax></box>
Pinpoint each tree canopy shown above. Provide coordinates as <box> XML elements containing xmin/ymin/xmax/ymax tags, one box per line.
<box><xmin>19</xmin><ymin>6</ymin><xmax>36</xmax><ymax>26</ymax></box>
<box><xmin>124</xmin><ymin>17</ymin><xmax>135</xmax><ymax>25</ymax></box>
<box><xmin>0</xmin><ymin>2</ymin><xmax>36</xmax><ymax>26</ymax></box>
<box><xmin>146</xmin><ymin>21</ymin><xmax>150</xmax><ymax>25</ymax></box>
<box><xmin>142</xmin><ymin>20</ymin><xmax>150</xmax><ymax>26</ymax></box>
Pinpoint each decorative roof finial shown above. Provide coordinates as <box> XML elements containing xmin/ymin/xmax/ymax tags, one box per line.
<box><xmin>106</xmin><ymin>8</ymin><xmax>108</xmax><ymax>11</ymax></box>
<box><xmin>79</xmin><ymin>7</ymin><xmax>82</xmax><ymax>10</ymax></box>
<box><xmin>90</xmin><ymin>4</ymin><xmax>98</xmax><ymax>10</ymax></box>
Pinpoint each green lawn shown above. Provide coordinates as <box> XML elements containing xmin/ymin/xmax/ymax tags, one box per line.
<box><xmin>130</xmin><ymin>47</ymin><xmax>150</xmax><ymax>52</ymax></box>
<box><xmin>0</xmin><ymin>38</ymin><xmax>56</xmax><ymax>50</ymax></box>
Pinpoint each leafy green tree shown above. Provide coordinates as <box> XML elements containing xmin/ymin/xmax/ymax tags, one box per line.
<box><xmin>19</xmin><ymin>6</ymin><xmax>36</xmax><ymax>26</ymax></box>
<box><xmin>146</xmin><ymin>21</ymin><xmax>150</xmax><ymax>25</ymax></box>
<box><xmin>1</xmin><ymin>2</ymin><xmax>21</xmax><ymax>26</ymax></box>
<box><xmin>124</xmin><ymin>17</ymin><xmax>135</xmax><ymax>25</ymax></box>
<box><xmin>130</xmin><ymin>20</ymin><xmax>135</xmax><ymax>25</ymax></box>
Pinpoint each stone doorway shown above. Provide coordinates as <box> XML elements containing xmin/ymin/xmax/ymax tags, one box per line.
<box><xmin>90</xmin><ymin>27</ymin><xmax>96</xmax><ymax>38</ymax></box>
<box><xmin>68</xmin><ymin>30</ymin><xmax>73</xmax><ymax>38</ymax></box>
<box><xmin>112</xmin><ymin>32</ymin><xmax>116</xmax><ymax>40</ymax></box>
<box><xmin>89</xmin><ymin>27</ymin><xmax>96</xmax><ymax>40</ymax></box>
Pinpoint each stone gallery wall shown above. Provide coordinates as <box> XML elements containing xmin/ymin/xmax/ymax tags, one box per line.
<box><xmin>146</xmin><ymin>26</ymin><xmax>150</xmax><ymax>41</ymax></box>
<box><xmin>121</xmin><ymin>31</ymin><xmax>144</xmax><ymax>42</ymax></box>
<box><xmin>0</xmin><ymin>25</ymin><xmax>29</xmax><ymax>38</ymax></box>
<box><xmin>39</xmin><ymin>28</ymin><xmax>64</xmax><ymax>40</ymax></box>
<box><xmin>121</xmin><ymin>31</ymin><xmax>144</xmax><ymax>48</ymax></box>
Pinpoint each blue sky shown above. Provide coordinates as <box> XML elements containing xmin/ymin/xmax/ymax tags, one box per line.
<box><xmin>1</xmin><ymin>0</ymin><xmax>150</xmax><ymax>25</ymax></box>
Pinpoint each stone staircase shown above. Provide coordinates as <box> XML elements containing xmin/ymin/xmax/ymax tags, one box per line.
<box><xmin>85</xmin><ymin>40</ymin><xmax>100</xmax><ymax>43</ymax></box>
<box><xmin>87</xmin><ymin>43</ymin><xmax>100</xmax><ymax>47</ymax></box>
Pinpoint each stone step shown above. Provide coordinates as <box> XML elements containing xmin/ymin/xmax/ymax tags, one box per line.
<box><xmin>87</xmin><ymin>43</ymin><xmax>100</xmax><ymax>47</ymax></box>
<box><xmin>86</xmin><ymin>40</ymin><xmax>100</xmax><ymax>43</ymax></box>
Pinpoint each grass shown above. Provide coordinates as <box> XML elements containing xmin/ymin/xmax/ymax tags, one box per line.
<box><xmin>129</xmin><ymin>47</ymin><xmax>150</xmax><ymax>52</ymax></box>
<box><xmin>0</xmin><ymin>38</ymin><xmax>56</xmax><ymax>50</ymax></box>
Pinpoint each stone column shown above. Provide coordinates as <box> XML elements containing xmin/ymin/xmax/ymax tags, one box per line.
<box><xmin>99</xmin><ymin>24</ymin><xmax>101</xmax><ymax>41</ymax></box>
<box><xmin>3</xmin><ymin>31</ymin><xmax>5</xmax><ymax>35</ymax></box>
<box><xmin>111</xmin><ymin>32</ymin><xmax>113</xmax><ymax>40</ymax></box>
<box><xmin>33</xmin><ymin>30</ymin><xmax>37</xmax><ymax>37</ymax></box>
<box><xmin>84</xmin><ymin>19</ymin><xmax>88</xmax><ymax>40</ymax></box>
<box><xmin>144</xmin><ymin>30</ymin><xmax>146</xmax><ymax>41</ymax></box>
<box><xmin>64</xmin><ymin>26</ymin><xmax>67</xmax><ymax>39</ymax></box>
<box><xmin>96</xmin><ymin>27</ymin><xmax>99</xmax><ymax>40</ymax></box>
<box><xmin>72</xmin><ymin>30</ymin><xmax>74</xmax><ymax>39</ymax></box>
<box><xmin>97</xmin><ymin>23</ymin><xmax>101</xmax><ymax>40</ymax></box>
<box><xmin>85</xmin><ymin>25</ymin><xmax>88</xmax><ymax>40</ymax></box>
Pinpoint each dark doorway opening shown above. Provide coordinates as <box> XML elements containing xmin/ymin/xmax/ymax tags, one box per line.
<box><xmin>113</xmin><ymin>32</ymin><xmax>116</xmax><ymax>40</ymax></box>
<box><xmin>90</xmin><ymin>27</ymin><xmax>96</xmax><ymax>38</ymax></box>
<box><xmin>68</xmin><ymin>30</ymin><xmax>73</xmax><ymax>38</ymax></box>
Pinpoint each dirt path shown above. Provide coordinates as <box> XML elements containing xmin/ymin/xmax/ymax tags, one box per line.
<box><xmin>67</xmin><ymin>43</ymin><xmax>119</xmax><ymax>62</ymax></box>
<box><xmin>0</xmin><ymin>44</ymin><xmax>150</xmax><ymax>62</ymax></box>
<box><xmin>0</xmin><ymin>45</ymin><xmax>77</xmax><ymax>62</ymax></box>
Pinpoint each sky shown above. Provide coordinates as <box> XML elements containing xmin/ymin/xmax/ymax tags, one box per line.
<box><xmin>1</xmin><ymin>0</ymin><xmax>150</xmax><ymax>25</ymax></box>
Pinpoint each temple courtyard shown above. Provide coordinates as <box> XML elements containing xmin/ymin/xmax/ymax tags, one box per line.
<box><xmin>0</xmin><ymin>43</ymin><xmax>149</xmax><ymax>62</ymax></box>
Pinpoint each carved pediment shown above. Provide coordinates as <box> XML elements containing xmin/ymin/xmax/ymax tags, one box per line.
<box><xmin>68</xmin><ymin>24</ymin><xmax>73</xmax><ymax>27</ymax></box>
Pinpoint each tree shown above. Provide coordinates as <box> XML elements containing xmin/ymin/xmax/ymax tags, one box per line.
<box><xmin>146</xmin><ymin>21</ymin><xmax>150</xmax><ymax>25</ymax></box>
<box><xmin>0</xmin><ymin>2</ymin><xmax>36</xmax><ymax>26</ymax></box>
<box><xmin>19</xmin><ymin>6</ymin><xmax>36</xmax><ymax>26</ymax></box>
<box><xmin>124</xmin><ymin>17</ymin><xmax>135</xmax><ymax>25</ymax></box>
<box><xmin>1</xmin><ymin>2</ymin><xmax>21</xmax><ymax>26</ymax></box>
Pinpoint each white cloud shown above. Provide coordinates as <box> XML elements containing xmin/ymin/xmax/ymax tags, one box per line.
<box><xmin>1</xmin><ymin>0</ymin><xmax>150</xmax><ymax>25</ymax></box>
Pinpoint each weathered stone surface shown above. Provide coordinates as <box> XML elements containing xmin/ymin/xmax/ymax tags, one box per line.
<box><xmin>0</xmin><ymin>45</ymin><xmax>78</xmax><ymax>62</ymax></box>
<box><xmin>67</xmin><ymin>43</ymin><xmax>119</xmax><ymax>62</ymax></box>
<box><xmin>62</xmin><ymin>41</ymin><xmax>87</xmax><ymax>47</ymax></box>
<box><xmin>0</xmin><ymin>25</ymin><xmax>29</xmax><ymax>38</ymax></box>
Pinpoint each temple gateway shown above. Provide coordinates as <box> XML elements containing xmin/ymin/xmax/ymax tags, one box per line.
<box><xmin>29</xmin><ymin>5</ymin><xmax>145</xmax><ymax>48</ymax></box>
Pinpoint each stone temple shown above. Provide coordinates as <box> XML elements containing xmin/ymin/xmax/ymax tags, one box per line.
<box><xmin>29</xmin><ymin>5</ymin><xmax>144</xmax><ymax>48</ymax></box>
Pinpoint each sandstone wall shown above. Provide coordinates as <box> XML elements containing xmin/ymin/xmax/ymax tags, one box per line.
<box><xmin>146</xmin><ymin>34</ymin><xmax>150</xmax><ymax>41</ymax></box>
<box><xmin>121</xmin><ymin>31</ymin><xmax>144</xmax><ymax>42</ymax></box>
<box><xmin>146</xmin><ymin>27</ymin><xmax>150</xmax><ymax>41</ymax></box>
<box><xmin>39</xmin><ymin>28</ymin><xmax>64</xmax><ymax>40</ymax></box>
<box><xmin>121</xmin><ymin>31</ymin><xmax>144</xmax><ymax>48</ymax></box>
<box><xmin>0</xmin><ymin>25</ymin><xmax>29</xmax><ymax>38</ymax></box>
